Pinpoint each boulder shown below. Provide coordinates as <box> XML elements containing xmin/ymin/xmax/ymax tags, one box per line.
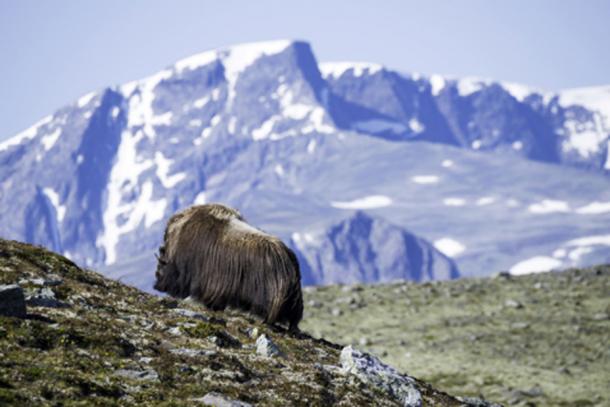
<box><xmin>340</xmin><ymin>345</ymin><xmax>422</xmax><ymax>407</ymax></box>
<box><xmin>0</xmin><ymin>284</ymin><xmax>27</xmax><ymax>318</ymax></box>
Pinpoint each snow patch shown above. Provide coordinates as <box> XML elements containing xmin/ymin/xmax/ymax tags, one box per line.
<box><xmin>510</xmin><ymin>256</ymin><xmax>562</xmax><ymax>275</ymax></box>
<box><xmin>189</xmin><ymin>119</ymin><xmax>202</xmax><ymax>127</ymax></box>
<box><xmin>564</xmin><ymin>234</ymin><xmax>610</xmax><ymax>247</ymax></box>
<box><xmin>123</xmin><ymin>69</ymin><xmax>173</xmax><ymax>139</ymax></box>
<box><xmin>111</xmin><ymin>106</ymin><xmax>121</xmax><ymax>119</ymax></box>
<box><xmin>408</xmin><ymin>118</ymin><xmax>425</xmax><ymax>134</ymax></box>
<box><xmin>560</xmin><ymin>85</ymin><xmax>610</xmax><ymax>126</ymax></box>
<box><xmin>274</xmin><ymin>164</ymin><xmax>285</xmax><ymax>177</ymax></box>
<box><xmin>441</xmin><ymin>159</ymin><xmax>454</xmax><ymax>168</ymax></box>
<box><xmin>193</xmin><ymin>191</ymin><xmax>207</xmax><ymax>205</ymax></box>
<box><xmin>228</xmin><ymin>117</ymin><xmax>237</xmax><ymax>134</ymax></box>
<box><xmin>175</xmin><ymin>50</ymin><xmax>217</xmax><ymax>72</ymax></box>
<box><xmin>411</xmin><ymin>175</ymin><xmax>439</xmax><ymax>185</ymax></box>
<box><xmin>575</xmin><ymin>201</ymin><xmax>610</xmax><ymax>214</ymax></box>
<box><xmin>443</xmin><ymin>198</ymin><xmax>466</xmax><ymax>207</ymax></box>
<box><xmin>512</xmin><ymin>141</ymin><xmax>523</xmax><ymax>151</ymax></box>
<box><xmin>292</xmin><ymin>232</ymin><xmax>319</xmax><ymax>248</ymax></box>
<box><xmin>98</xmin><ymin>127</ymin><xmax>160</xmax><ymax>265</ymax></box>
<box><xmin>252</xmin><ymin>117</ymin><xmax>278</xmax><ymax>140</ymax></box>
<box><xmin>42</xmin><ymin>188</ymin><xmax>66</xmax><ymax>223</ymax></box>
<box><xmin>0</xmin><ymin>115</ymin><xmax>52</xmax><ymax>152</ymax></box>
<box><xmin>471</xmin><ymin>140</ymin><xmax>482</xmax><ymax>150</ymax></box>
<box><xmin>429</xmin><ymin>75</ymin><xmax>446</xmax><ymax>96</ymax></box>
<box><xmin>154</xmin><ymin>152</ymin><xmax>187</xmax><ymax>188</ymax></box>
<box><xmin>457</xmin><ymin>77</ymin><xmax>489</xmax><ymax>96</ymax></box>
<box><xmin>476</xmin><ymin>196</ymin><xmax>496</xmax><ymax>206</ymax></box>
<box><xmin>434</xmin><ymin>238</ymin><xmax>466</xmax><ymax>258</ymax></box>
<box><xmin>40</xmin><ymin>128</ymin><xmax>62</xmax><ymax>151</ymax></box>
<box><xmin>528</xmin><ymin>200</ymin><xmax>570</xmax><ymax>214</ymax></box>
<box><xmin>219</xmin><ymin>40</ymin><xmax>292</xmax><ymax>105</ymax></box>
<box><xmin>77</xmin><ymin>92</ymin><xmax>96</xmax><ymax>108</ymax></box>
<box><xmin>331</xmin><ymin>195</ymin><xmax>392</xmax><ymax>210</ymax></box>
<box><xmin>193</xmin><ymin>96</ymin><xmax>210</xmax><ymax>109</ymax></box>
<box><xmin>307</xmin><ymin>139</ymin><xmax>317</xmax><ymax>154</ymax></box>
<box><xmin>502</xmin><ymin>82</ymin><xmax>536</xmax><ymax>102</ymax></box>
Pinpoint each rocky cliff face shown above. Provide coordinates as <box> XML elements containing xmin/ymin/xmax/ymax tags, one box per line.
<box><xmin>0</xmin><ymin>238</ymin><xmax>498</xmax><ymax>406</ymax></box>
<box><xmin>293</xmin><ymin>211</ymin><xmax>459</xmax><ymax>285</ymax></box>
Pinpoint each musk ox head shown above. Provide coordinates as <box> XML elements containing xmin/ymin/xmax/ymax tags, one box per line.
<box><xmin>154</xmin><ymin>203</ymin><xmax>304</xmax><ymax>330</ymax></box>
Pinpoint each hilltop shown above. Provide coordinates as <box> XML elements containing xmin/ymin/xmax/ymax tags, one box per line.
<box><xmin>0</xmin><ymin>239</ymin><xmax>499</xmax><ymax>406</ymax></box>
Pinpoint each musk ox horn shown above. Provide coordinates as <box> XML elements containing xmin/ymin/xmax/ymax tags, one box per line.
<box><xmin>154</xmin><ymin>203</ymin><xmax>304</xmax><ymax>330</ymax></box>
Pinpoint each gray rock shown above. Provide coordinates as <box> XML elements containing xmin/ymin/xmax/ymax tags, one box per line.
<box><xmin>510</xmin><ymin>322</ymin><xmax>530</xmax><ymax>330</ymax></box>
<box><xmin>195</xmin><ymin>392</ymin><xmax>252</xmax><ymax>406</ymax></box>
<box><xmin>592</xmin><ymin>312</ymin><xmax>608</xmax><ymax>321</ymax></box>
<box><xmin>114</xmin><ymin>368</ymin><xmax>159</xmax><ymax>381</ymax></box>
<box><xmin>172</xmin><ymin>308</ymin><xmax>210</xmax><ymax>321</ymax></box>
<box><xmin>0</xmin><ymin>284</ymin><xmax>27</xmax><ymax>318</ymax></box>
<box><xmin>256</xmin><ymin>334</ymin><xmax>281</xmax><ymax>358</ymax></box>
<box><xmin>340</xmin><ymin>345</ymin><xmax>422</xmax><ymax>407</ymax></box>
<box><xmin>26</xmin><ymin>287</ymin><xmax>69</xmax><ymax>308</ymax></box>
<box><xmin>44</xmin><ymin>274</ymin><xmax>64</xmax><ymax>286</ymax></box>
<box><xmin>331</xmin><ymin>307</ymin><xmax>342</xmax><ymax>317</ymax></box>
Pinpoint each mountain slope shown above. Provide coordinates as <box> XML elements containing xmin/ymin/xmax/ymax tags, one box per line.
<box><xmin>1</xmin><ymin>40</ymin><xmax>609</xmax><ymax>289</ymax></box>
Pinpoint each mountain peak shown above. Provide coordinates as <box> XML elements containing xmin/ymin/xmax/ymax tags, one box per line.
<box><xmin>174</xmin><ymin>39</ymin><xmax>297</xmax><ymax>74</ymax></box>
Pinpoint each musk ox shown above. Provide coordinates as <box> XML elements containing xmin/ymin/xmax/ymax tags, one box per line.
<box><xmin>154</xmin><ymin>203</ymin><xmax>303</xmax><ymax>330</ymax></box>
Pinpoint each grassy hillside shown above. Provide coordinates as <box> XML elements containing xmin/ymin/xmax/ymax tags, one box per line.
<box><xmin>0</xmin><ymin>239</ymin><xmax>473</xmax><ymax>406</ymax></box>
<box><xmin>301</xmin><ymin>265</ymin><xmax>610</xmax><ymax>406</ymax></box>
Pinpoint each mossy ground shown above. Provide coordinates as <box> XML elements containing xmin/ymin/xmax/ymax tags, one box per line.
<box><xmin>0</xmin><ymin>239</ymin><xmax>465</xmax><ymax>406</ymax></box>
<box><xmin>301</xmin><ymin>266</ymin><xmax>610</xmax><ymax>406</ymax></box>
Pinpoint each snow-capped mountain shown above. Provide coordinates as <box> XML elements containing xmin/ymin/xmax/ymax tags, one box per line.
<box><xmin>1</xmin><ymin>40</ymin><xmax>609</xmax><ymax>291</ymax></box>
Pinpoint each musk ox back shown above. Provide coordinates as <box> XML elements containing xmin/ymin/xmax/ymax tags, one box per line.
<box><xmin>154</xmin><ymin>204</ymin><xmax>304</xmax><ymax>330</ymax></box>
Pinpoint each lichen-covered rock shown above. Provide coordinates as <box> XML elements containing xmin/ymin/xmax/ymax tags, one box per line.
<box><xmin>114</xmin><ymin>368</ymin><xmax>159</xmax><ymax>382</ymax></box>
<box><xmin>0</xmin><ymin>284</ymin><xmax>26</xmax><ymax>318</ymax></box>
<box><xmin>25</xmin><ymin>287</ymin><xmax>69</xmax><ymax>308</ymax></box>
<box><xmin>256</xmin><ymin>334</ymin><xmax>281</xmax><ymax>358</ymax></box>
<box><xmin>199</xmin><ymin>392</ymin><xmax>253</xmax><ymax>407</ymax></box>
<box><xmin>340</xmin><ymin>345</ymin><xmax>422</xmax><ymax>407</ymax></box>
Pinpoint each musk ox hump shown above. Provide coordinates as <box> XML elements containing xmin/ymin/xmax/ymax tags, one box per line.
<box><xmin>154</xmin><ymin>203</ymin><xmax>304</xmax><ymax>330</ymax></box>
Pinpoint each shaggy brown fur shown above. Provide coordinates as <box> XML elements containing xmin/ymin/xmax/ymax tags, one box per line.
<box><xmin>154</xmin><ymin>204</ymin><xmax>303</xmax><ymax>330</ymax></box>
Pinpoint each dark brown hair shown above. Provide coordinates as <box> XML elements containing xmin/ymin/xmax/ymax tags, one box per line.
<box><xmin>154</xmin><ymin>204</ymin><xmax>303</xmax><ymax>330</ymax></box>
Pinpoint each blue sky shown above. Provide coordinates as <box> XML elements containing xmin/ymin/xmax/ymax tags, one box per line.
<box><xmin>1</xmin><ymin>0</ymin><xmax>609</xmax><ymax>141</ymax></box>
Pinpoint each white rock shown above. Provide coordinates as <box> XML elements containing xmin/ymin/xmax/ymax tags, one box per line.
<box><xmin>340</xmin><ymin>346</ymin><xmax>422</xmax><ymax>407</ymax></box>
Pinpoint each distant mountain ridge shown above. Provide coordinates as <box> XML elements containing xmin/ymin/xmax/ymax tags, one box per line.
<box><xmin>1</xmin><ymin>40</ymin><xmax>609</xmax><ymax>291</ymax></box>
